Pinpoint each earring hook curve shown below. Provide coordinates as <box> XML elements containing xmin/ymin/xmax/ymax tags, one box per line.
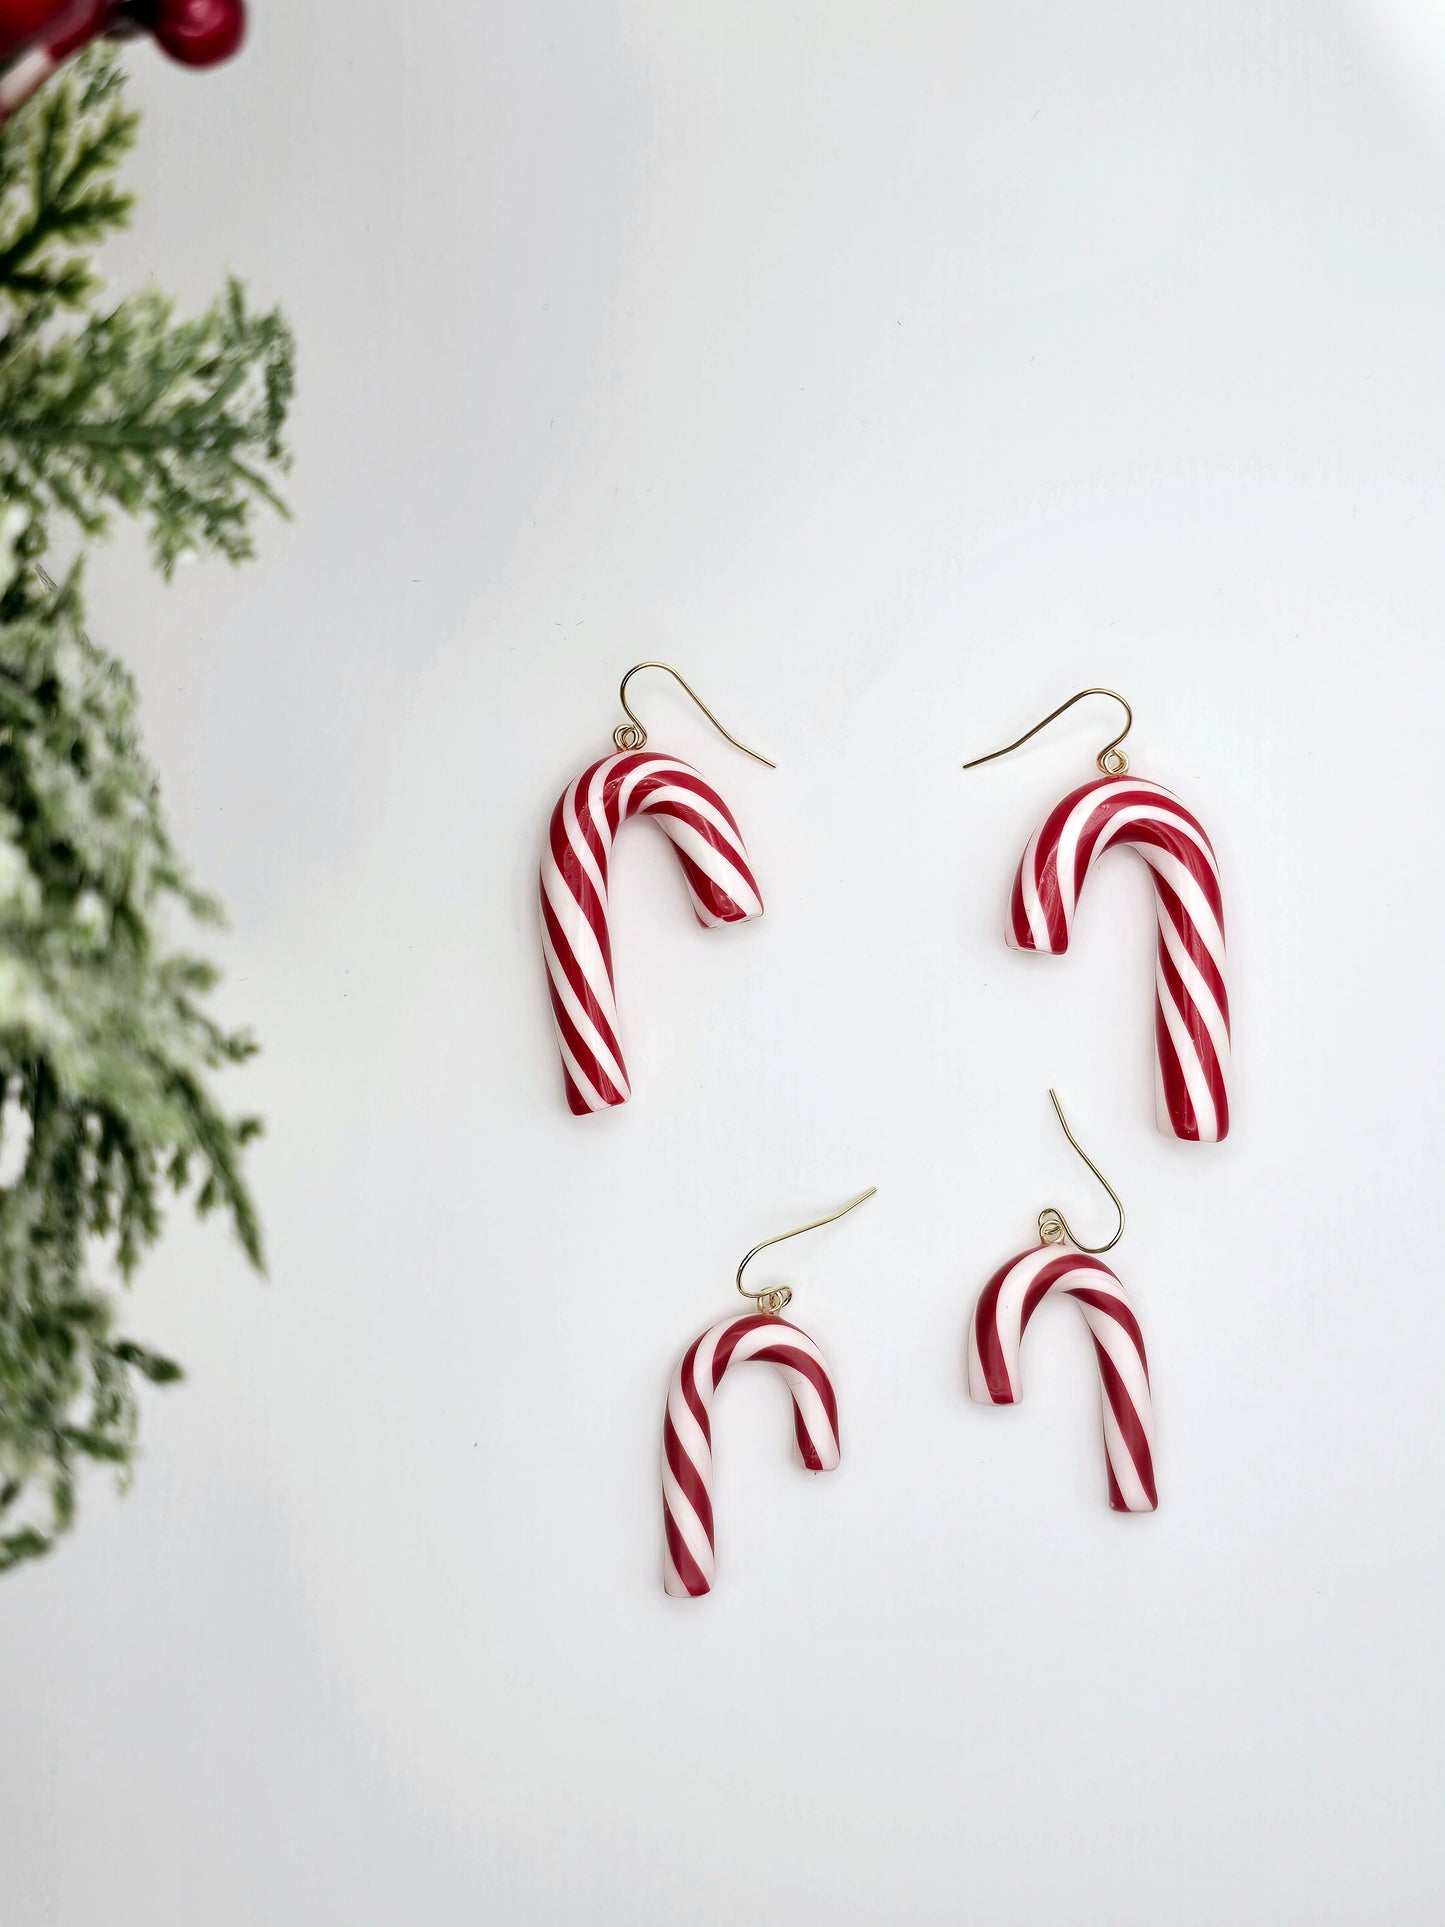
<box><xmin>736</xmin><ymin>1186</ymin><xmax>878</xmax><ymax>1315</ymax></box>
<box><xmin>613</xmin><ymin>662</ymin><xmax>777</xmax><ymax>768</ymax></box>
<box><xmin>1037</xmin><ymin>1091</ymin><xmax>1125</xmax><ymax>1254</ymax></box>
<box><xmin>963</xmin><ymin>688</ymin><xmax>1133</xmax><ymax>777</ymax></box>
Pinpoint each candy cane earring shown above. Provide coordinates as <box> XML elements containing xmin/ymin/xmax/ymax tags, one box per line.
<box><xmin>964</xmin><ymin>689</ymin><xmax>1232</xmax><ymax>1143</ymax></box>
<box><xmin>662</xmin><ymin>1186</ymin><xmax>877</xmax><ymax>1599</ymax></box>
<box><xmin>968</xmin><ymin>1092</ymin><xmax>1157</xmax><ymax>1511</ymax></box>
<box><xmin>539</xmin><ymin>663</ymin><xmax>773</xmax><ymax>1116</ymax></box>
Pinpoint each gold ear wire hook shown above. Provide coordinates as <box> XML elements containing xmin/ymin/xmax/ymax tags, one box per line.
<box><xmin>1037</xmin><ymin>1091</ymin><xmax>1125</xmax><ymax>1254</ymax></box>
<box><xmin>962</xmin><ymin>688</ymin><xmax>1133</xmax><ymax>777</ymax></box>
<box><xmin>736</xmin><ymin>1187</ymin><xmax>878</xmax><ymax>1315</ymax></box>
<box><xmin>613</xmin><ymin>662</ymin><xmax>777</xmax><ymax>767</ymax></box>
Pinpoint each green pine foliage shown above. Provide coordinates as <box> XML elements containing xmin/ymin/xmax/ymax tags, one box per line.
<box><xmin>0</xmin><ymin>49</ymin><xmax>292</xmax><ymax>1571</ymax></box>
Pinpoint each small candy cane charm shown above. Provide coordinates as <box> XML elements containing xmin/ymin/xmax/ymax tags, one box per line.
<box><xmin>660</xmin><ymin>1187</ymin><xmax>876</xmax><ymax>1598</ymax></box>
<box><xmin>663</xmin><ymin>1313</ymin><xmax>840</xmax><ymax>1598</ymax></box>
<box><xmin>538</xmin><ymin>664</ymin><xmax>771</xmax><ymax>1116</ymax></box>
<box><xmin>965</xmin><ymin>1092</ymin><xmax>1158</xmax><ymax>1512</ymax></box>
<box><xmin>968</xmin><ymin>1244</ymin><xmax>1157</xmax><ymax>1513</ymax></box>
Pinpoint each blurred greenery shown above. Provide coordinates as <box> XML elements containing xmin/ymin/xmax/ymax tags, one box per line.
<box><xmin>0</xmin><ymin>48</ymin><xmax>291</xmax><ymax>1571</ymax></box>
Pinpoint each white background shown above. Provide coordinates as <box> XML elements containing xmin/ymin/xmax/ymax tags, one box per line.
<box><xmin>3</xmin><ymin>3</ymin><xmax>1444</xmax><ymax>1922</ymax></box>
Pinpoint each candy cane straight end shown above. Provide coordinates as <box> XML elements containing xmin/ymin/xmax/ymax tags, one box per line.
<box><xmin>1106</xmin><ymin>1465</ymin><xmax>1157</xmax><ymax>1514</ymax></box>
<box><xmin>968</xmin><ymin>1245</ymin><xmax>1158</xmax><ymax>1513</ymax></box>
<box><xmin>540</xmin><ymin>752</ymin><xmax>763</xmax><ymax>1116</ymax></box>
<box><xmin>661</xmin><ymin>1313</ymin><xmax>840</xmax><ymax>1599</ymax></box>
<box><xmin>1156</xmin><ymin>1047</ymin><xmax>1227</xmax><ymax>1144</ymax></box>
<box><xmin>1006</xmin><ymin>775</ymin><xmax>1231</xmax><ymax>1144</ymax></box>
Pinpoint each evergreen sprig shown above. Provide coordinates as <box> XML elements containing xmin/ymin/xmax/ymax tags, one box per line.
<box><xmin>0</xmin><ymin>48</ymin><xmax>293</xmax><ymax>578</ymax></box>
<box><xmin>0</xmin><ymin>55</ymin><xmax>136</xmax><ymax>315</ymax></box>
<box><xmin>2</xmin><ymin>276</ymin><xmax>294</xmax><ymax>573</ymax></box>
<box><xmin>0</xmin><ymin>49</ymin><xmax>290</xmax><ymax>1570</ymax></box>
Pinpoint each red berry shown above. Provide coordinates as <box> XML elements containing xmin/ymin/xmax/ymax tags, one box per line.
<box><xmin>1</xmin><ymin>2</ymin><xmax>60</xmax><ymax>62</ymax></box>
<box><xmin>0</xmin><ymin>0</ymin><xmax>104</xmax><ymax>63</ymax></box>
<box><xmin>149</xmin><ymin>0</ymin><xmax>243</xmax><ymax>66</ymax></box>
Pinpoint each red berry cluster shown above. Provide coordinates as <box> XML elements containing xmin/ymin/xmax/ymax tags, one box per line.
<box><xmin>1</xmin><ymin>0</ymin><xmax>245</xmax><ymax>70</ymax></box>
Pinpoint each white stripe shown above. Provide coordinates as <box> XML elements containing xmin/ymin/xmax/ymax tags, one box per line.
<box><xmin>1048</xmin><ymin>786</ymin><xmax>1124</xmax><ymax>926</ymax></box>
<box><xmin>688</xmin><ymin>891</ymin><xmax>729</xmax><ymax>928</ymax></box>
<box><xmin>1133</xmin><ymin>844</ymin><xmax>1226</xmax><ymax>972</ymax></box>
<box><xmin>775</xmin><ymin>1368</ymin><xmax>839</xmax><ymax>1466</ymax></box>
<box><xmin>1088</xmin><ymin>789</ymin><xmax>1220</xmax><ymax>885</ymax></box>
<box><xmin>649</xmin><ymin>811</ymin><xmax>760</xmax><ymax>915</ymax></box>
<box><xmin>564</xmin><ymin>772</ymin><xmax>614</xmax><ymax>916</ymax></box>
<box><xmin>1047</xmin><ymin>782</ymin><xmax>1199</xmax><ymax>923</ymax></box>
<box><xmin>1154</xmin><ymin>1053</ymin><xmax>1171</xmax><ymax>1137</ymax></box>
<box><xmin>660</xmin><ymin>1457</ymin><xmax>715</xmax><ymax>1577</ymax></box>
<box><xmin>1154</xmin><ymin>898</ymin><xmax>1232</xmax><ymax>1093</ymax></box>
<box><xmin>553</xmin><ymin>1023</ymin><xmax>610</xmax><ymax>1112</ymax></box>
<box><xmin>612</xmin><ymin>754</ymin><xmax>669</xmax><ymax>819</ymax></box>
<box><xmin>727</xmin><ymin>1319</ymin><xmax>829</xmax><ymax>1372</ymax></box>
<box><xmin>1072</xmin><ymin>1293</ymin><xmax>1152</xmax><ymax>1422</ymax></box>
<box><xmin>665</xmin><ymin>1376</ymin><xmax>712</xmax><ymax>1483</ymax></box>
<box><xmin>1015</xmin><ymin>824</ymin><xmax>1052</xmax><ymax>949</ymax></box>
<box><xmin>966</xmin><ymin>1318</ymin><xmax>987</xmax><ymax>1400</ymax></box>
<box><xmin>0</xmin><ymin>50</ymin><xmax>55</xmax><ymax>117</ymax></box>
<box><xmin>976</xmin><ymin>1245</ymin><xmax>1056</xmax><ymax>1399</ymax></box>
<box><xmin>633</xmin><ymin>773</ymin><xmax>751</xmax><ymax>849</ymax></box>
<box><xmin>691</xmin><ymin>1321</ymin><xmax>726</xmax><ymax>1392</ymax></box>
<box><xmin>538</xmin><ymin>900</ymin><xmax>627</xmax><ymax>1094</ymax></box>
<box><xmin>539</xmin><ymin>853</ymin><xmax>619</xmax><ymax>1015</ymax></box>
<box><xmin>1099</xmin><ymin>1399</ymin><xmax>1154</xmax><ymax>1512</ymax></box>
<box><xmin>1154</xmin><ymin>962</ymin><xmax>1220</xmax><ymax>1142</ymax></box>
<box><xmin>1044</xmin><ymin>784</ymin><xmax>1221</xmax><ymax>942</ymax></box>
<box><xmin>663</xmin><ymin>1538</ymin><xmax>696</xmax><ymax>1597</ymax></box>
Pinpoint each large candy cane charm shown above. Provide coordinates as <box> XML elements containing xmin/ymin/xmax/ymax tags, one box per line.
<box><xmin>539</xmin><ymin>751</ymin><xmax>763</xmax><ymax>1115</ymax></box>
<box><xmin>968</xmin><ymin>1244</ymin><xmax>1157</xmax><ymax>1512</ymax></box>
<box><xmin>1009</xmin><ymin>775</ymin><xmax>1232</xmax><ymax>1142</ymax></box>
<box><xmin>662</xmin><ymin>1313</ymin><xmax>840</xmax><ymax>1597</ymax></box>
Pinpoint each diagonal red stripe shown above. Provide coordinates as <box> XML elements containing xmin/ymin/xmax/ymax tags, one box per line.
<box><xmin>547</xmin><ymin>800</ymin><xmax>615</xmax><ymax>986</ymax></box>
<box><xmin>678</xmin><ymin>1335</ymin><xmax>711</xmax><ymax>1446</ymax></box>
<box><xmin>1068</xmin><ymin>1286</ymin><xmax>1148</xmax><ymax>1367</ymax></box>
<box><xmin>663</xmin><ymin>1415</ymin><xmax>714</xmax><ymax>1545</ymax></box>
<box><xmin>1090</xmin><ymin>1338</ymin><xmax>1157</xmax><ymax>1508</ymax></box>
<box><xmin>1125</xmin><ymin>815</ymin><xmax>1224</xmax><ymax>927</ymax></box>
<box><xmin>1153</xmin><ymin>977</ymin><xmax>1201</xmax><ymax>1141</ymax></box>
<box><xmin>663</xmin><ymin>1508</ymin><xmax>711</xmax><ymax>1595</ymax></box>
<box><xmin>540</xmin><ymin>889</ymin><xmax>626</xmax><ymax>1077</ymax></box>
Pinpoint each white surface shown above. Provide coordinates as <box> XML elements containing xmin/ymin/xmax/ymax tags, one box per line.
<box><xmin>3</xmin><ymin>4</ymin><xmax>1444</xmax><ymax>1922</ymax></box>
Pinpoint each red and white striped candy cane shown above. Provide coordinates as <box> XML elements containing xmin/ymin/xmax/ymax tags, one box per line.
<box><xmin>662</xmin><ymin>1313</ymin><xmax>840</xmax><ymax>1597</ymax></box>
<box><xmin>1007</xmin><ymin>775</ymin><xmax>1231</xmax><ymax>1142</ymax></box>
<box><xmin>539</xmin><ymin>751</ymin><xmax>763</xmax><ymax>1115</ymax></box>
<box><xmin>968</xmin><ymin>1244</ymin><xmax>1157</xmax><ymax>1512</ymax></box>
